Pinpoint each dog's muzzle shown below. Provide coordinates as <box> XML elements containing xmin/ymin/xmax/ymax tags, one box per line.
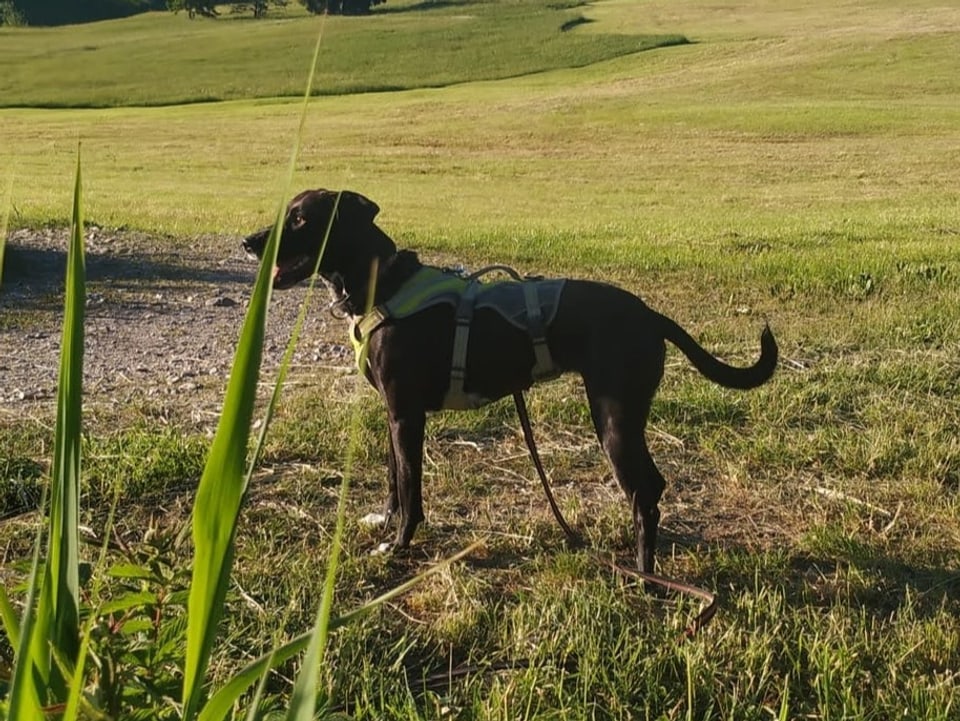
<box><xmin>242</xmin><ymin>227</ymin><xmax>270</xmax><ymax>259</ymax></box>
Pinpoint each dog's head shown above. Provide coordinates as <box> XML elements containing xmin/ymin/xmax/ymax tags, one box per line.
<box><xmin>243</xmin><ymin>188</ymin><xmax>391</xmax><ymax>290</ymax></box>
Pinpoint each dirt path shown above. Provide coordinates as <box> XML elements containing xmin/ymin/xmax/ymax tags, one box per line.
<box><xmin>0</xmin><ymin>227</ymin><xmax>352</xmax><ymax>424</ymax></box>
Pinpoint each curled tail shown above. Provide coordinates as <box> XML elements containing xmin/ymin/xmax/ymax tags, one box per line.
<box><xmin>659</xmin><ymin>315</ymin><xmax>778</xmax><ymax>390</ymax></box>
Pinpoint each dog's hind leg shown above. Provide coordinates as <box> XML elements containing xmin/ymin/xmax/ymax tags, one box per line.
<box><xmin>586</xmin><ymin>387</ymin><xmax>666</xmax><ymax>573</ymax></box>
<box><xmin>628</xmin><ymin>435</ymin><xmax>666</xmax><ymax>574</ymax></box>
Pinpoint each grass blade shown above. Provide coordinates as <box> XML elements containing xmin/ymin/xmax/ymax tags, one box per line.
<box><xmin>183</xmin><ymin>19</ymin><xmax>328</xmax><ymax>721</ymax></box>
<box><xmin>62</xmin><ymin>482</ymin><xmax>124</xmax><ymax>721</ymax></box>
<box><xmin>778</xmin><ymin>677</ymin><xmax>791</xmax><ymax>721</ymax></box>
<box><xmin>282</xmin><ymin>257</ymin><xmax>378</xmax><ymax>721</ymax></box>
<box><xmin>4</xmin><ymin>490</ymin><xmax>49</xmax><ymax>721</ymax></box>
<box><xmin>0</xmin><ymin>585</ymin><xmax>20</xmax><ymax>651</ymax></box>
<box><xmin>182</xmin><ymin>200</ymin><xmax>276</xmax><ymax>721</ymax></box>
<box><xmin>5</xmin><ymin>151</ymin><xmax>83</xmax><ymax>719</ymax></box>
<box><xmin>244</xmin><ymin>191</ymin><xmax>340</xmax><ymax>479</ymax></box>
<box><xmin>27</xmin><ymin>147</ymin><xmax>85</xmax><ymax>702</ymax></box>
<box><xmin>0</xmin><ymin>171</ymin><xmax>12</xmax><ymax>288</ymax></box>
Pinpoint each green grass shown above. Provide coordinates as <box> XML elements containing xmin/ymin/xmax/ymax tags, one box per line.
<box><xmin>0</xmin><ymin>1</ymin><xmax>684</xmax><ymax>108</ymax></box>
<box><xmin>2</xmin><ymin>0</ymin><xmax>960</xmax><ymax>718</ymax></box>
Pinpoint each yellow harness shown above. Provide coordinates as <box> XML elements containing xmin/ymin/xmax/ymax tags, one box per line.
<box><xmin>351</xmin><ymin>266</ymin><xmax>565</xmax><ymax>409</ymax></box>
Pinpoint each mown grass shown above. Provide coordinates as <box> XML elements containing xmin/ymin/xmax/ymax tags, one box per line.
<box><xmin>0</xmin><ymin>0</ymin><xmax>683</xmax><ymax>108</ymax></box>
<box><xmin>2</xmin><ymin>0</ymin><xmax>959</xmax><ymax>718</ymax></box>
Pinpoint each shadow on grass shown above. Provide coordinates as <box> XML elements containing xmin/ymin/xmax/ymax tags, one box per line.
<box><xmin>788</xmin><ymin>553</ymin><xmax>958</xmax><ymax>614</ymax></box>
<box><xmin>705</xmin><ymin>544</ymin><xmax>960</xmax><ymax>623</ymax></box>
<box><xmin>631</xmin><ymin>509</ymin><xmax>958</xmax><ymax>623</ymax></box>
<box><xmin>0</xmin><ymin>239</ymin><xmax>255</xmax><ymax>316</ymax></box>
<box><xmin>372</xmin><ymin>0</ymin><xmax>477</xmax><ymax>16</ymax></box>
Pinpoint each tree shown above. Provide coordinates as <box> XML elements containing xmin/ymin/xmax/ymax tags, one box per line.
<box><xmin>0</xmin><ymin>1</ymin><xmax>22</xmax><ymax>25</ymax></box>
<box><xmin>299</xmin><ymin>0</ymin><xmax>385</xmax><ymax>16</ymax></box>
<box><xmin>4</xmin><ymin>0</ymin><xmax>166</xmax><ymax>25</ymax></box>
<box><xmin>0</xmin><ymin>1</ymin><xmax>27</xmax><ymax>25</ymax></box>
<box><xmin>231</xmin><ymin>0</ymin><xmax>288</xmax><ymax>18</ymax></box>
<box><xmin>166</xmin><ymin>0</ymin><xmax>218</xmax><ymax>18</ymax></box>
<box><xmin>168</xmin><ymin>0</ymin><xmax>287</xmax><ymax>19</ymax></box>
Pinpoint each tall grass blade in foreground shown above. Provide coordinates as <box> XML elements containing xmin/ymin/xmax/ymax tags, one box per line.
<box><xmin>42</xmin><ymin>148</ymin><xmax>86</xmax><ymax>695</ymax></box>
<box><xmin>3</xmin><ymin>494</ymin><xmax>48</xmax><ymax>721</ymax></box>
<box><xmin>181</xmin><ymin>186</ymin><xmax>278</xmax><ymax>721</ymax></box>
<box><xmin>4</xmin><ymin>151</ymin><xmax>85</xmax><ymax>716</ymax></box>
<box><xmin>181</xmin><ymin>20</ymin><xmax>327</xmax><ymax>721</ymax></box>
<box><xmin>284</xmin><ymin>259</ymin><xmax>378</xmax><ymax>721</ymax></box>
<box><xmin>245</xmin><ymin>192</ymin><xmax>340</xmax><ymax>480</ymax></box>
<box><xmin>0</xmin><ymin>172</ymin><xmax>12</xmax><ymax>288</ymax></box>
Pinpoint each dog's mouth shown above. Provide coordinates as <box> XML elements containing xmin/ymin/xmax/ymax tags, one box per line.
<box><xmin>272</xmin><ymin>254</ymin><xmax>315</xmax><ymax>290</ymax></box>
<box><xmin>243</xmin><ymin>228</ymin><xmax>312</xmax><ymax>289</ymax></box>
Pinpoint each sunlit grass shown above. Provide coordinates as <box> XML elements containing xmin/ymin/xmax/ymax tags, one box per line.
<box><xmin>0</xmin><ymin>0</ymin><xmax>683</xmax><ymax>108</ymax></box>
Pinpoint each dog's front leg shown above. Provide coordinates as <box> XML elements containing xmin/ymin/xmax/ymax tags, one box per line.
<box><xmin>387</xmin><ymin>409</ymin><xmax>427</xmax><ymax>549</ymax></box>
<box><xmin>384</xmin><ymin>430</ymin><xmax>400</xmax><ymax>522</ymax></box>
<box><xmin>359</xmin><ymin>430</ymin><xmax>402</xmax><ymax>535</ymax></box>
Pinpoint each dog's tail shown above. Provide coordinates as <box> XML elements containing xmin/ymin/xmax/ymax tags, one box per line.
<box><xmin>659</xmin><ymin>316</ymin><xmax>778</xmax><ymax>390</ymax></box>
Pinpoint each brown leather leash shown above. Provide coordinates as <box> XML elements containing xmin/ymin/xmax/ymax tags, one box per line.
<box><xmin>512</xmin><ymin>390</ymin><xmax>583</xmax><ymax>548</ymax></box>
<box><xmin>512</xmin><ymin>390</ymin><xmax>718</xmax><ymax>642</ymax></box>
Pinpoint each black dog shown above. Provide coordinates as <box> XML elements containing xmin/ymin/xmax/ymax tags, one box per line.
<box><xmin>244</xmin><ymin>189</ymin><xmax>777</xmax><ymax>572</ymax></box>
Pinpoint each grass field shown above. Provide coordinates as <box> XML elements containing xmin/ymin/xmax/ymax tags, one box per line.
<box><xmin>2</xmin><ymin>0</ymin><xmax>959</xmax><ymax>718</ymax></box>
<box><xmin>0</xmin><ymin>1</ymin><xmax>684</xmax><ymax>108</ymax></box>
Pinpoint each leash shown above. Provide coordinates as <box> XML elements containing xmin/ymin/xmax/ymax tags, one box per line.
<box><xmin>513</xmin><ymin>392</ymin><xmax>583</xmax><ymax>547</ymax></box>
<box><xmin>511</xmin><ymin>390</ymin><xmax>718</xmax><ymax>641</ymax></box>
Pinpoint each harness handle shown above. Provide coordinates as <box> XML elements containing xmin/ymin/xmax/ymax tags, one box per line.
<box><xmin>467</xmin><ymin>264</ymin><xmax>524</xmax><ymax>282</ymax></box>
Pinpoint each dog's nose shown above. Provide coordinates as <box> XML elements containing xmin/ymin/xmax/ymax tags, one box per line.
<box><xmin>242</xmin><ymin>228</ymin><xmax>269</xmax><ymax>257</ymax></box>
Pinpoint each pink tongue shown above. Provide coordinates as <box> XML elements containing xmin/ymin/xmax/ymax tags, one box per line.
<box><xmin>273</xmin><ymin>265</ymin><xmax>281</xmax><ymax>280</ymax></box>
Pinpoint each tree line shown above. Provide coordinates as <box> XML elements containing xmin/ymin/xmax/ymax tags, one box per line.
<box><xmin>168</xmin><ymin>0</ymin><xmax>385</xmax><ymax>19</ymax></box>
<box><xmin>0</xmin><ymin>0</ymin><xmax>384</xmax><ymax>26</ymax></box>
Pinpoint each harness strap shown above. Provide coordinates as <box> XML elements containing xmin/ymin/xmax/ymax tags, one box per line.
<box><xmin>522</xmin><ymin>282</ymin><xmax>554</xmax><ymax>381</ymax></box>
<box><xmin>351</xmin><ymin>267</ymin><xmax>458</xmax><ymax>370</ymax></box>
<box><xmin>444</xmin><ymin>279</ymin><xmax>481</xmax><ymax>408</ymax></box>
<box><xmin>468</xmin><ymin>264</ymin><xmax>522</xmax><ymax>281</ymax></box>
<box><xmin>356</xmin><ymin>305</ymin><xmax>388</xmax><ymax>340</ymax></box>
<box><xmin>353</xmin><ymin>263</ymin><xmax>560</xmax><ymax>407</ymax></box>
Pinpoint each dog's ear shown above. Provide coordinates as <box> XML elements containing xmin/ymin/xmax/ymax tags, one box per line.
<box><xmin>335</xmin><ymin>190</ymin><xmax>380</xmax><ymax>226</ymax></box>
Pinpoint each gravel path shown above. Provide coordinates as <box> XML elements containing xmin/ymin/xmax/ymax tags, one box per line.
<box><xmin>0</xmin><ymin>227</ymin><xmax>352</xmax><ymax>423</ymax></box>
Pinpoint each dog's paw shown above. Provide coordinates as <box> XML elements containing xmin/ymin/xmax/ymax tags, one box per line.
<box><xmin>359</xmin><ymin>512</ymin><xmax>388</xmax><ymax>528</ymax></box>
<box><xmin>371</xmin><ymin>542</ymin><xmax>393</xmax><ymax>556</ymax></box>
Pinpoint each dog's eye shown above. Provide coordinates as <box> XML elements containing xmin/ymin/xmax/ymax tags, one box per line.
<box><xmin>289</xmin><ymin>210</ymin><xmax>306</xmax><ymax>229</ymax></box>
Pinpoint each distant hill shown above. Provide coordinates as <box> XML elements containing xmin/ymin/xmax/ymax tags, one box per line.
<box><xmin>0</xmin><ymin>1</ymin><xmax>687</xmax><ymax>108</ymax></box>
